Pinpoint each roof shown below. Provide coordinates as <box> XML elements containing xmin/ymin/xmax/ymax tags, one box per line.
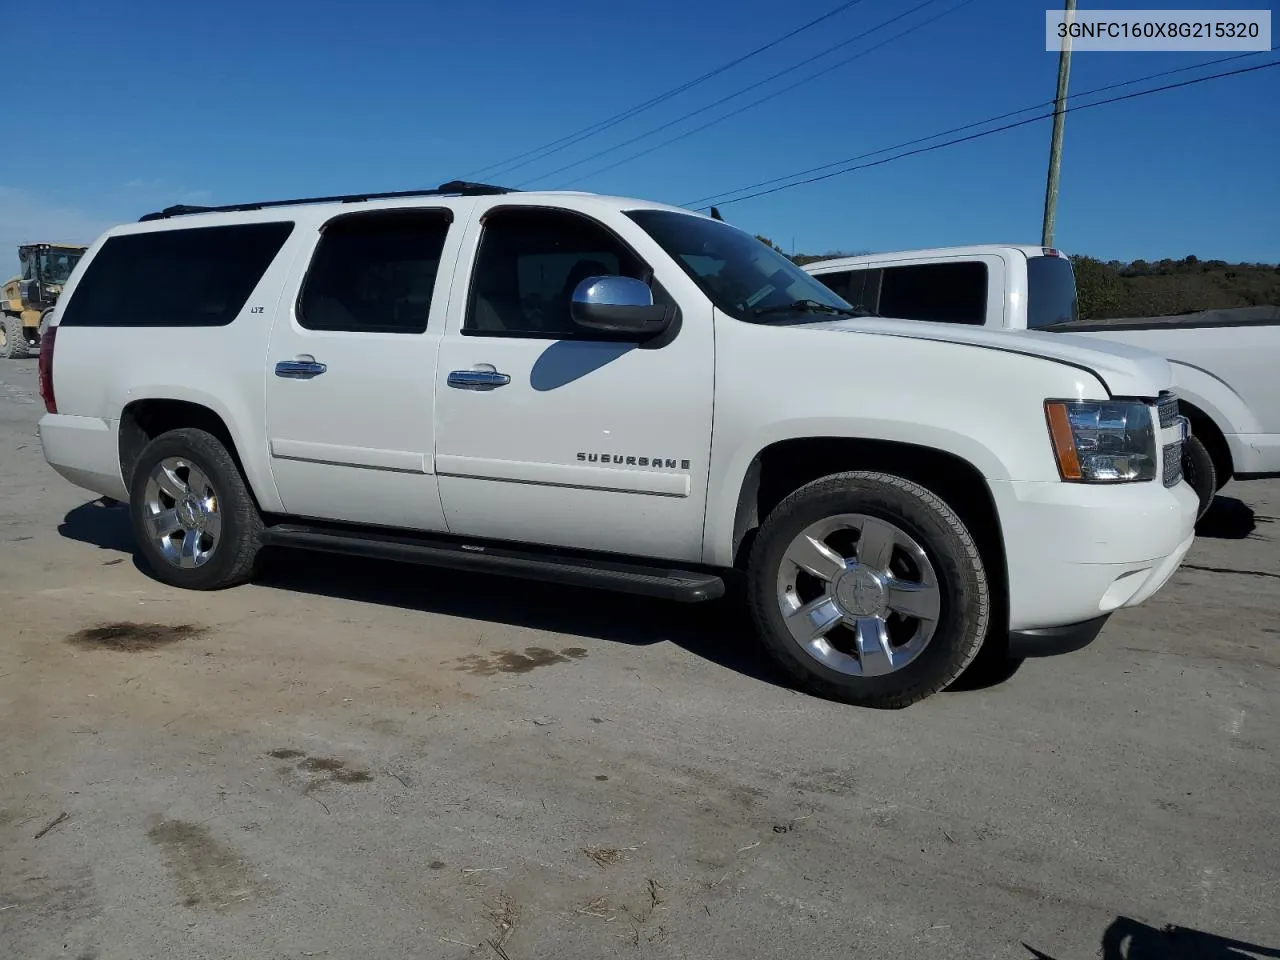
<box><xmin>134</xmin><ymin>180</ymin><xmax>706</xmax><ymax>225</ymax></box>
<box><xmin>803</xmin><ymin>244</ymin><xmax>1068</xmax><ymax>271</ymax></box>
<box><xmin>19</xmin><ymin>242</ymin><xmax>89</xmax><ymax>252</ymax></box>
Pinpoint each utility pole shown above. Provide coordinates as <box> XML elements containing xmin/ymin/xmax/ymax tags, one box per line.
<box><xmin>1042</xmin><ymin>0</ymin><xmax>1076</xmax><ymax>247</ymax></box>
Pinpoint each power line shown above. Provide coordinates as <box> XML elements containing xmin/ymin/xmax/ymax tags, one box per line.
<box><xmin>460</xmin><ymin>0</ymin><xmax>872</xmax><ymax>181</ymax></box>
<box><xmin>688</xmin><ymin>49</ymin><xmax>1269</xmax><ymax>207</ymax></box>
<box><xmin>554</xmin><ymin>0</ymin><xmax>979</xmax><ymax>190</ymax></box>
<box><xmin>516</xmin><ymin>0</ymin><xmax>956</xmax><ymax>188</ymax></box>
<box><xmin>706</xmin><ymin>58</ymin><xmax>1279</xmax><ymax>207</ymax></box>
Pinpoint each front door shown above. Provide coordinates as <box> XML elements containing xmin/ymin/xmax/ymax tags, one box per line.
<box><xmin>433</xmin><ymin>204</ymin><xmax>714</xmax><ymax>562</ymax></box>
<box><xmin>264</xmin><ymin>206</ymin><xmax>460</xmax><ymax>531</ymax></box>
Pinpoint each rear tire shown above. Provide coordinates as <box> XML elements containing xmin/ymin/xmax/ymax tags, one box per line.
<box><xmin>1182</xmin><ymin>434</ymin><xmax>1216</xmax><ymax>521</ymax></box>
<box><xmin>746</xmin><ymin>471</ymin><xmax>991</xmax><ymax>708</ymax></box>
<box><xmin>128</xmin><ymin>427</ymin><xmax>263</xmax><ymax>590</ymax></box>
<box><xmin>0</xmin><ymin>316</ymin><xmax>29</xmax><ymax>359</ymax></box>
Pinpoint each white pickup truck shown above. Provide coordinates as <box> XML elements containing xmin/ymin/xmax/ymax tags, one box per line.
<box><xmin>36</xmin><ymin>184</ymin><xmax>1197</xmax><ymax>708</ymax></box>
<box><xmin>803</xmin><ymin>245</ymin><xmax>1280</xmax><ymax>517</ymax></box>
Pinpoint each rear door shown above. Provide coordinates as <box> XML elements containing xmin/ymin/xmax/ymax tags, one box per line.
<box><xmin>263</xmin><ymin>205</ymin><xmax>463</xmax><ymax>530</ymax></box>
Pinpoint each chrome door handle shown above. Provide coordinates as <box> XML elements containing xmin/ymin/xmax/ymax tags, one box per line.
<box><xmin>447</xmin><ymin>369</ymin><xmax>511</xmax><ymax>390</ymax></box>
<box><xmin>275</xmin><ymin>359</ymin><xmax>327</xmax><ymax>379</ymax></box>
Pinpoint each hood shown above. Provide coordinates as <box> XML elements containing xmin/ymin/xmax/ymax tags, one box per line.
<box><xmin>804</xmin><ymin>317</ymin><xmax>1172</xmax><ymax>397</ymax></box>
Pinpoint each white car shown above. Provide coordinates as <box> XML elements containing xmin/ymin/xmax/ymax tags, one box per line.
<box><xmin>36</xmin><ymin>183</ymin><xmax>1198</xmax><ymax>707</ymax></box>
<box><xmin>803</xmin><ymin>245</ymin><xmax>1280</xmax><ymax>517</ymax></box>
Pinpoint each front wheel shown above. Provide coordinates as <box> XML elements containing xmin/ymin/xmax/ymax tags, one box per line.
<box><xmin>747</xmin><ymin>471</ymin><xmax>991</xmax><ymax>708</ymax></box>
<box><xmin>1182</xmin><ymin>434</ymin><xmax>1216</xmax><ymax>520</ymax></box>
<box><xmin>128</xmin><ymin>427</ymin><xmax>263</xmax><ymax>590</ymax></box>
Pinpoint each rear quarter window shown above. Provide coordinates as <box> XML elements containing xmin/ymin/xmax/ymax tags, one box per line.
<box><xmin>59</xmin><ymin>221</ymin><xmax>294</xmax><ymax>328</ymax></box>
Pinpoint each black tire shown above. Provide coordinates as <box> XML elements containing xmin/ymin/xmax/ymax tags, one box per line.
<box><xmin>1</xmin><ymin>316</ymin><xmax>29</xmax><ymax>359</ymax></box>
<box><xmin>746</xmin><ymin>471</ymin><xmax>991</xmax><ymax>709</ymax></box>
<box><xmin>1182</xmin><ymin>433</ymin><xmax>1216</xmax><ymax>521</ymax></box>
<box><xmin>128</xmin><ymin>427</ymin><xmax>263</xmax><ymax>590</ymax></box>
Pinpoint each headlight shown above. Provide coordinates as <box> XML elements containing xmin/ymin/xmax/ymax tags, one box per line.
<box><xmin>1045</xmin><ymin>399</ymin><xmax>1156</xmax><ymax>482</ymax></box>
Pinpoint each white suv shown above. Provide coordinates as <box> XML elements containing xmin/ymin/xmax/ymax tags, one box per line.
<box><xmin>36</xmin><ymin>181</ymin><xmax>1198</xmax><ymax>707</ymax></box>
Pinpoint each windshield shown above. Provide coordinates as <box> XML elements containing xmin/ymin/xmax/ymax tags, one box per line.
<box><xmin>38</xmin><ymin>250</ymin><xmax>83</xmax><ymax>285</ymax></box>
<box><xmin>1027</xmin><ymin>254</ymin><xmax>1079</xmax><ymax>328</ymax></box>
<box><xmin>625</xmin><ymin>209</ymin><xmax>854</xmax><ymax>322</ymax></box>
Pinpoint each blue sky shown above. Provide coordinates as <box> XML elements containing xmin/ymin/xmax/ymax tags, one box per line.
<box><xmin>1</xmin><ymin>0</ymin><xmax>1276</xmax><ymax>275</ymax></box>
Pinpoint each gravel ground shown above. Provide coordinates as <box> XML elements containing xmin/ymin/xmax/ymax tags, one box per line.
<box><xmin>1</xmin><ymin>356</ymin><xmax>1277</xmax><ymax>960</ymax></box>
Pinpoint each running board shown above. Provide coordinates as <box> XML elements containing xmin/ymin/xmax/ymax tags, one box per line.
<box><xmin>259</xmin><ymin>523</ymin><xmax>725</xmax><ymax>603</ymax></box>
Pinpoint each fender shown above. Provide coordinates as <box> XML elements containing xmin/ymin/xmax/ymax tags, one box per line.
<box><xmin>112</xmin><ymin>382</ymin><xmax>285</xmax><ymax>514</ymax></box>
<box><xmin>702</xmin><ymin>417</ymin><xmax>1012</xmax><ymax>568</ymax></box>
<box><xmin>1166</xmin><ymin>359</ymin><xmax>1261</xmax><ymax>438</ymax></box>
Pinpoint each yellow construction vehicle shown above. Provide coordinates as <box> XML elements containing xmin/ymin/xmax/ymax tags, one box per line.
<box><xmin>1</xmin><ymin>242</ymin><xmax>87</xmax><ymax>358</ymax></box>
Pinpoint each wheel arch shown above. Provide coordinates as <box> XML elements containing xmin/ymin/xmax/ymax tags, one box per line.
<box><xmin>724</xmin><ymin>436</ymin><xmax>1008</xmax><ymax>631</ymax></box>
<box><xmin>118</xmin><ymin>397</ymin><xmax>279</xmax><ymax>510</ymax></box>
<box><xmin>1176</xmin><ymin>396</ymin><xmax>1233</xmax><ymax>485</ymax></box>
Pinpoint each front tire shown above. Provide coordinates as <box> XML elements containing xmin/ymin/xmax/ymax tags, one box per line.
<box><xmin>1182</xmin><ymin>434</ymin><xmax>1216</xmax><ymax>521</ymax></box>
<box><xmin>128</xmin><ymin>427</ymin><xmax>263</xmax><ymax>590</ymax></box>
<box><xmin>747</xmin><ymin>471</ymin><xmax>991</xmax><ymax>708</ymax></box>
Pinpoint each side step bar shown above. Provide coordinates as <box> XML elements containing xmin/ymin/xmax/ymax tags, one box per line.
<box><xmin>259</xmin><ymin>523</ymin><xmax>725</xmax><ymax>603</ymax></box>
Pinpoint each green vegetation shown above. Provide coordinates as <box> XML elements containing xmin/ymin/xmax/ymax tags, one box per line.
<box><xmin>1067</xmin><ymin>255</ymin><xmax>1280</xmax><ymax>319</ymax></box>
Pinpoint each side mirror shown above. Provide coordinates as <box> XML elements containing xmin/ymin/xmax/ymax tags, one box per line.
<box><xmin>570</xmin><ymin>276</ymin><xmax>674</xmax><ymax>337</ymax></box>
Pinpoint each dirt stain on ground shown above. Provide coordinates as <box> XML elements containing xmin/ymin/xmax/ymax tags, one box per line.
<box><xmin>302</xmin><ymin>757</ymin><xmax>373</xmax><ymax>784</ymax></box>
<box><xmin>271</xmin><ymin>750</ymin><xmax>374</xmax><ymax>787</ymax></box>
<box><xmin>455</xmin><ymin>646</ymin><xmax>589</xmax><ymax>676</ymax></box>
<box><xmin>68</xmin><ymin>622</ymin><xmax>206</xmax><ymax>653</ymax></box>
<box><xmin>147</xmin><ymin>819</ymin><xmax>260</xmax><ymax>911</ymax></box>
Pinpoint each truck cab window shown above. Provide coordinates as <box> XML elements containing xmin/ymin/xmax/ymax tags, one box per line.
<box><xmin>465</xmin><ymin>208</ymin><xmax>648</xmax><ymax>337</ymax></box>
<box><xmin>878</xmin><ymin>262</ymin><xmax>987</xmax><ymax>325</ymax></box>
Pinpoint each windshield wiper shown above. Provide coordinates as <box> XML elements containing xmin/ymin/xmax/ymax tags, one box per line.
<box><xmin>751</xmin><ymin>299</ymin><xmax>862</xmax><ymax>318</ymax></box>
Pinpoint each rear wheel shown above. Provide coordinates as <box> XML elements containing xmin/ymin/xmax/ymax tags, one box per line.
<box><xmin>0</xmin><ymin>316</ymin><xmax>29</xmax><ymax>359</ymax></box>
<box><xmin>747</xmin><ymin>471</ymin><xmax>991</xmax><ymax>708</ymax></box>
<box><xmin>128</xmin><ymin>427</ymin><xmax>263</xmax><ymax>590</ymax></box>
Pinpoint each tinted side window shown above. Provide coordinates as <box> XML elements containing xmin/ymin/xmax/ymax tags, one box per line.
<box><xmin>298</xmin><ymin>209</ymin><xmax>452</xmax><ymax>334</ymax></box>
<box><xmin>59</xmin><ymin>222</ymin><xmax>294</xmax><ymax>328</ymax></box>
<box><xmin>465</xmin><ymin>208</ymin><xmax>648</xmax><ymax>337</ymax></box>
<box><xmin>1026</xmin><ymin>255</ymin><xmax>1080</xmax><ymax>328</ymax></box>
<box><xmin>813</xmin><ymin>270</ymin><xmax>851</xmax><ymax>300</ymax></box>
<box><xmin>822</xmin><ymin>268</ymin><xmax>882</xmax><ymax>313</ymax></box>
<box><xmin>877</xmin><ymin>262</ymin><xmax>988</xmax><ymax>325</ymax></box>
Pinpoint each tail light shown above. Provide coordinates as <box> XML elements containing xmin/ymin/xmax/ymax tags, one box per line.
<box><xmin>38</xmin><ymin>325</ymin><xmax>57</xmax><ymax>413</ymax></box>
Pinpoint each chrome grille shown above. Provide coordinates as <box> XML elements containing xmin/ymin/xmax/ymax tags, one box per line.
<box><xmin>1156</xmin><ymin>391</ymin><xmax>1180</xmax><ymax>429</ymax></box>
<box><xmin>1163</xmin><ymin>441</ymin><xmax>1183</xmax><ymax>487</ymax></box>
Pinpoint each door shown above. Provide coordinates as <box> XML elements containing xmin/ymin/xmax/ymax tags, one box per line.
<box><xmin>264</xmin><ymin>206</ymin><xmax>460</xmax><ymax>530</ymax></box>
<box><xmin>433</xmin><ymin>204</ymin><xmax>715</xmax><ymax>562</ymax></box>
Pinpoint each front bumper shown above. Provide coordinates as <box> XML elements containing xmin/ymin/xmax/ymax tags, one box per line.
<box><xmin>990</xmin><ymin>475</ymin><xmax>1198</xmax><ymax>640</ymax></box>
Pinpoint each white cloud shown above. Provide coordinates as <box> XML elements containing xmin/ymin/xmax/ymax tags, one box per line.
<box><xmin>0</xmin><ymin>188</ymin><xmax>115</xmax><ymax>278</ymax></box>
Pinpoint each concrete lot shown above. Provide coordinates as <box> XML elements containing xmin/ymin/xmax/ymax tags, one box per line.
<box><xmin>1</xmin><ymin>355</ymin><xmax>1277</xmax><ymax>960</ymax></box>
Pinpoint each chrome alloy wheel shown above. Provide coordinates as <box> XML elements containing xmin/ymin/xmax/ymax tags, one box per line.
<box><xmin>776</xmin><ymin>513</ymin><xmax>941</xmax><ymax>677</ymax></box>
<box><xmin>142</xmin><ymin>457</ymin><xmax>222</xmax><ymax>568</ymax></box>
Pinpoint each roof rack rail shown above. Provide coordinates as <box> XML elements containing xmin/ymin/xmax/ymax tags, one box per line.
<box><xmin>138</xmin><ymin>180</ymin><xmax>516</xmax><ymax>222</ymax></box>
